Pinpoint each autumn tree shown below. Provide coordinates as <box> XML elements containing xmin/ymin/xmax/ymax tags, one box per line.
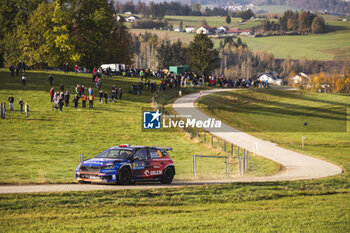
<box><xmin>312</xmin><ymin>16</ymin><xmax>326</xmax><ymax>34</ymax></box>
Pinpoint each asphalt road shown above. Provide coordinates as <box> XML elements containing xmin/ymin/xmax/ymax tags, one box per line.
<box><xmin>0</xmin><ymin>88</ymin><xmax>342</xmax><ymax>194</ymax></box>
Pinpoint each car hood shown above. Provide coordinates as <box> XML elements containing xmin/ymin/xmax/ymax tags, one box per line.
<box><xmin>81</xmin><ymin>158</ymin><xmax>127</xmax><ymax>167</ymax></box>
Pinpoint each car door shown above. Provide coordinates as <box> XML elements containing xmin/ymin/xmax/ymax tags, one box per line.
<box><xmin>146</xmin><ymin>148</ymin><xmax>165</xmax><ymax>178</ymax></box>
<box><xmin>131</xmin><ymin>148</ymin><xmax>152</xmax><ymax>179</ymax></box>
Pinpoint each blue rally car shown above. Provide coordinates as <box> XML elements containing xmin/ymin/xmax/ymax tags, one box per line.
<box><xmin>75</xmin><ymin>144</ymin><xmax>175</xmax><ymax>184</ymax></box>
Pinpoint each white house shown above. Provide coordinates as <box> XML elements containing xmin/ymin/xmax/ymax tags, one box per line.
<box><xmin>292</xmin><ymin>72</ymin><xmax>309</xmax><ymax>84</ymax></box>
<box><xmin>258</xmin><ymin>72</ymin><xmax>283</xmax><ymax>85</ymax></box>
<box><xmin>174</xmin><ymin>27</ymin><xmax>183</xmax><ymax>32</ymax></box>
<box><xmin>185</xmin><ymin>26</ymin><xmax>195</xmax><ymax>33</ymax></box>
<box><xmin>125</xmin><ymin>15</ymin><xmax>140</xmax><ymax>23</ymax></box>
<box><xmin>196</xmin><ymin>25</ymin><xmax>212</xmax><ymax>35</ymax></box>
<box><xmin>217</xmin><ymin>26</ymin><xmax>229</xmax><ymax>34</ymax></box>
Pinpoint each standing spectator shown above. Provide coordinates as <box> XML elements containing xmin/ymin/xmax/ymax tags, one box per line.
<box><xmin>88</xmin><ymin>87</ymin><xmax>93</xmax><ymax>95</ymax></box>
<box><xmin>78</xmin><ymin>85</ymin><xmax>82</xmax><ymax>97</ymax></box>
<box><xmin>8</xmin><ymin>95</ymin><xmax>14</xmax><ymax>111</ymax></box>
<box><xmin>18</xmin><ymin>98</ymin><xmax>24</xmax><ymax>113</ymax></box>
<box><xmin>99</xmin><ymin>90</ymin><xmax>103</xmax><ymax>104</ymax></box>
<box><xmin>73</xmin><ymin>94</ymin><xmax>79</xmax><ymax>109</ymax></box>
<box><xmin>50</xmin><ymin>88</ymin><xmax>54</xmax><ymax>102</ymax></box>
<box><xmin>60</xmin><ymin>83</ymin><xmax>64</xmax><ymax>92</ymax></box>
<box><xmin>88</xmin><ymin>94</ymin><xmax>94</xmax><ymax>108</ymax></box>
<box><xmin>58</xmin><ymin>95</ymin><xmax>64</xmax><ymax>112</ymax></box>
<box><xmin>118</xmin><ymin>88</ymin><xmax>122</xmax><ymax>100</ymax></box>
<box><xmin>21</xmin><ymin>73</ymin><xmax>26</xmax><ymax>86</ymax></box>
<box><xmin>25</xmin><ymin>102</ymin><xmax>29</xmax><ymax>118</ymax></box>
<box><xmin>111</xmin><ymin>88</ymin><xmax>116</xmax><ymax>103</ymax></box>
<box><xmin>48</xmin><ymin>74</ymin><xmax>54</xmax><ymax>86</ymax></box>
<box><xmin>81</xmin><ymin>85</ymin><xmax>85</xmax><ymax>95</ymax></box>
<box><xmin>104</xmin><ymin>91</ymin><xmax>108</xmax><ymax>104</ymax></box>
<box><xmin>64</xmin><ymin>90</ymin><xmax>70</xmax><ymax>107</ymax></box>
<box><xmin>0</xmin><ymin>102</ymin><xmax>4</xmax><ymax>119</ymax></box>
<box><xmin>74</xmin><ymin>64</ymin><xmax>78</xmax><ymax>74</ymax></box>
<box><xmin>81</xmin><ymin>94</ymin><xmax>87</xmax><ymax>108</ymax></box>
<box><xmin>75</xmin><ymin>84</ymin><xmax>80</xmax><ymax>96</ymax></box>
<box><xmin>9</xmin><ymin>65</ymin><xmax>15</xmax><ymax>77</ymax></box>
<box><xmin>93</xmin><ymin>67</ymin><xmax>96</xmax><ymax>74</ymax></box>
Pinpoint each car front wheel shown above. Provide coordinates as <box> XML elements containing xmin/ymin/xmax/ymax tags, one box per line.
<box><xmin>161</xmin><ymin>167</ymin><xmax>174</xmax><ymax>184</ymax></box>
<box><xmin>117</xmin><ymin>167</ymin><xmax>131</xmax><ymax>185</ymax></box>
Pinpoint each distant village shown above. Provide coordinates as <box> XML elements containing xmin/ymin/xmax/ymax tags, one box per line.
<box><xmin>117</xmin><ymin>13</ymin><xmax>255</xmax><ymax>37</ymax></box>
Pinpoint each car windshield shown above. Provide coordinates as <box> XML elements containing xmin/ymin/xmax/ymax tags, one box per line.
<box><xmin>96</xmin><ymin>149</ymin><xmax>133</xmax><ymax>159</ymax></box>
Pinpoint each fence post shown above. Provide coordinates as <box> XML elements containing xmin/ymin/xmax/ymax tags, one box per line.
<box><xmin>204</xmin><ymin>132</ymin><xmax>206</xmax><ymax>143</ymax></box>
<box><xmin>211</xmin><ymin>136</ymin><xmax>213</xmax><ymax>146</ymax></box>
<box><xmin>80</xmin><ymin>153</ymin><xmax>84</xmax><ymax>162</ymax></box>
<box><xmin>197</xmin><ymin>130</ymin><xmax>199</xmax><ymax>138</ymax></box>
<box><xmin>217</xmin><ymin>138</ymin><xmax>219</xmax><ymax>148</ymax></box>
<box><xmin>190</xmin><ymin>128</ymin><xmax>193</xmax><ymax>139</ymax></box>
<box><xmin>231</xmin><ymin>144</ymin><xmax>233</xmax><ymax>157</ymax></box>
<box><xmin>243</xmin><ymin>149</ymin><xmax>246</xmax><ymax>174</ymax></box>
<box><xmin>238</xmin><ymin>153</ymin><xmax>242</xmax><ymax>175</ymax></box>
<box><xmin>246</xmin><ymin>151</ymin><xmax>249</xmax><ymax>170</ymax></box>
<box><xmin>225</xmin><ymin>156</ymin><xmax>229</xmax><ymax>176</ymax></box>
<box><xmin>224</xmin><ymin>141</ymin><xmax>226</xmax><ymax>152</ymax></box>
<box><xmin>193</xmin><ymin>154</ymin><xmax>196</xmax><ymax>177</ymax></box>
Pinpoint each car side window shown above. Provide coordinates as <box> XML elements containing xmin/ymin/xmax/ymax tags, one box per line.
<box><xmin>134</xmin><ymin>148</ymin><xmax>148</xmax><ymax>160</ymax></box>
<box><xmin>149</xmin><ymin>149</ymin><xmax>161</xmax><ymax>159</ymax></box>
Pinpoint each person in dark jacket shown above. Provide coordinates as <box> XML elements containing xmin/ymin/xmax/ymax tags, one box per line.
<box><xmin>73</xmin><ymin>94</ymin><xmax>79</xmax><ymax>109</ymax></box>
<box><xmin>104</xmin><ymin>91</ymin><xmax>108</xmax><ymax>104</ymax></box>
<box><xmin>60</xmin><ymin>83</ymin><xmax>64</xmax><ymax>92</ymax></box>
<box><xmin>19</xmin><ymin>98</ymin><xmax>24</xmax><ymax>113</ymax></box>
<box><xmin>64</xmin><ymin>90</ymin><xmax>70</xmax><ymax>107</ymax></box>
<box><xmin>48</xmin><ymin>74</ymin><xmax>54</xmax><ymax>86</ymax></box>
<box><xmin>118</xmin><ymin>88</ymin><xmax>122</xmax><ymax>100</ymax></box>
<box><xmin>8</xmin><ymin>95</ymin><xmax>14</xmax><ymax>111</ymax></box>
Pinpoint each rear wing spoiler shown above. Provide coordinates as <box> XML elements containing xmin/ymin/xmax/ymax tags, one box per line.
<box><xmin>153</xmin><ymin>147</ymin><xmax>173</xmax><ymax>152</ymax></box>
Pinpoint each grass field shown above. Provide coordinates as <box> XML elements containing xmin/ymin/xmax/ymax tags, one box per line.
<box><xmin>197</xmin><ymin>89</ymin><xmax>350</xmax><ymax>182</ymax></box>
<box><xmin>130</xmin><ymin>16</ymin><xmax>350</xmax><ymax>61</ymax></box>
<box><xmin>1</xmin><ymin>78</ymin><xmax>350</xmax><ymax>231</ymax></box>
<box><xmin>0</xmin><ymin>69</ymin><xmax>278</xmax><ymax>183</ymax></box>
<box><xmin>0</xmin><ymin>180</ymin><xmax>349</xmax><ymax>232</ymax></box>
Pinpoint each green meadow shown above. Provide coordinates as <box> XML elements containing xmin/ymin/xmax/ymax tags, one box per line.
<box><xmin>0</xmin><ymin>69</ymin><xmax>276</xmax><ymax>183</ymax></box>
<box><xmin>197</xmin><ymin>89</ymin><xmax>350</xmax><ymax>182</ymax></box>
<box><xmin>0</xmin><ymin>73</ymin><xmax>349</xmax><ymax>232</ymax></box>
<box><xmin>130</xmin><ymin>16</ymin><xmax>350</xmax><ymax>61</ymax></box>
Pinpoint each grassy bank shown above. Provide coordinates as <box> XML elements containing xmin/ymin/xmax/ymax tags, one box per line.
<box><xmin>0</xmin><ymin>70</ymin><xmax>278</xmax><ymax>183</ymax></box>
<box><xmin>0</xmin><ymin>183</ymin><xmax>349</xmax><ymax>232</ymax></box>
<box><xmin>197</xmin><ymin>89</ymin><xmax>350</xmax><ymax>184</ymax></box>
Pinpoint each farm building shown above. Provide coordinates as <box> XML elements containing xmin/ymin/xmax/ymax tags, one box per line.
<box><xmin>185</xmin><ymin>26</ymin><xmax>195</xmax><ymax>33</ymax></box>
<box><xmin>258</xmin><ymin>72</ymin><xmax>283</xmax><ymax>85</ymax></box>
<box><xmin>196</xmin><ymin>25</ymin><xmax>212</xmax><ymax>35</ymax></box>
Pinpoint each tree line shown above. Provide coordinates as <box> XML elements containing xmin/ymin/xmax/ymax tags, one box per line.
<box><xmin>254</xmin><ymin>10</ymin><xmax>326</xmax><ymax>34</ymax></box>
<box><xmin>0</xmin><ymin>0</ymin><xmax>133</xmax><ymax>69</ymax></box>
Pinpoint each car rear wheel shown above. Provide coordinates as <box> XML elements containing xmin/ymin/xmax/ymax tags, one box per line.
<box><xmin>161</xmin><ymin>167</ymin><xmax>174</xmax><ymax>184</ymax></box>
<box><xmin>117</xmin><ymin>167</ymin><xmax>131</xmax><ymax>185</ymax></box>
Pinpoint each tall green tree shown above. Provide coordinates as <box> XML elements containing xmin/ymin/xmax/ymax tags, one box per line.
<box><xmin>188</xmin><ymin>33</ymin><xmax>219</xmax><ymax>73</ymax></box>
<box><xmin>226</xmin><ymin>15</ymin><xmax>231</xmax><ymax>24</ymax></box>
<box><xmin>107</xmin><ymin>20</ymin><xmax>133</xmax><ymax>65</ymax></box>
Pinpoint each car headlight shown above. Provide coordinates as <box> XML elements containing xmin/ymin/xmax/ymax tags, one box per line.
<box><xmin>102</xmin><ymin>164</ymin><xmax>115</xmax><ymax>169</ymax></box>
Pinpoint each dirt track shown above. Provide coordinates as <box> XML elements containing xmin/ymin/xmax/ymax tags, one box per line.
<box><xmin>0</xmin><ymin>88</ymin><xmax>342</xmax><ymax>194</ymax></box>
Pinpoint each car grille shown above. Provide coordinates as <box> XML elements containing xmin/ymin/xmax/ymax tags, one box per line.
<box><xmin>80</xmin><ymin>166</ymin><xmax>101</xmax><ymax>173</ymax></box>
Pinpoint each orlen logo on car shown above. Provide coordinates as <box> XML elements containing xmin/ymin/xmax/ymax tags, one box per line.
<box><xmin>143</xmin><ymin>110</ymin><xmax>161</xmax><ymax>129</ymax></box>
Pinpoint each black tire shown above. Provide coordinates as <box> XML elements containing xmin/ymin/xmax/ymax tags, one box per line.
<box><xmin>117</xmin><ymin>167</ymin><xmax>131</xmax><ymax>185</ymax></box>
<box><xmin>78</xmin><ymin>180</ymin><xmax>89</xmax><ymax>184</ymax></box>
<box><xmin>161</xmin><ymin>167</ymin><xmax>174</xmax><ymax>184</ymax></box>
